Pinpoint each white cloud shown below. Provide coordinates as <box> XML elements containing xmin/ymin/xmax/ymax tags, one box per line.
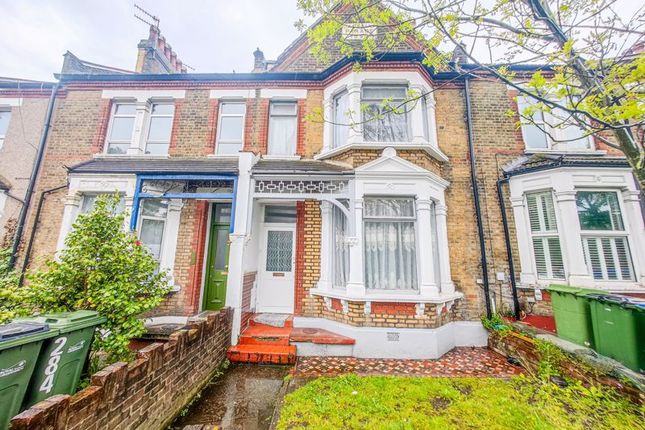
<box><xmin>0</xmin><ymin>0</ymin><xmax>309</xmax><ymax>81</ymax></box>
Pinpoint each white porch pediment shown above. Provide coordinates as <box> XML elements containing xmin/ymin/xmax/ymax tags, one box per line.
<box><xmin>355</xmin><ymin>147</ymin><xmax>449</xmax><ymax>189</ymax></box>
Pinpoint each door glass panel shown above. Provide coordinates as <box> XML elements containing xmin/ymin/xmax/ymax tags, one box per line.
<box><xmin>264</xmin><ymin>205</ymin><xmax>296</xmax><ymax>223</ymax></box>
<box><xmin>214</xmin><ymin>204</ymin><xmax>232</xmax><ymax>223</ymax></box>
<box><xmin>214</xmin><ymin>228</ymin><xmax>229</xmax><ymax>270</ymax></box>
<box><xmin>266</xmin><ymin>230</ymin><xmax>293</xmax><ymax>272</ymax></box>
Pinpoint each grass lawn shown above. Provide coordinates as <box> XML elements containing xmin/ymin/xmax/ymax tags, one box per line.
<box><xmin>277</xmin><ymin>375</ymin><xmax>644</xmax><ymax>430</ymax></box>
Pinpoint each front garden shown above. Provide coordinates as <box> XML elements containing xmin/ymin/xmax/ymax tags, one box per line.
<box><xmin>277</xmin><ymin>374</ymin><xmax>643</xmax><ymax>430</ymax></box>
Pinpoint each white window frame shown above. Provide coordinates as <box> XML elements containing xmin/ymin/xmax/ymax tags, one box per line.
<box><xmin>362</xmin><ymin>196</ymin><xmax>419</xmax><ymax>291</ymax></box>
<box><xmin>332</xmin><ymin>89</ymin><xmax>350</xmax><ymax>149</ymax></box>
<box><xmin>105</xmin><ymin>101</ymin><xmax>137</xmax><ymax>155</ymax></box>
<box><xmin>0</xmin><ymin>107</ymin><xmax>11</xmax><ymax>151</ymax></box>
<box><xmin>143</xmin><ymin>102</ymin><xmax>175</xmax><ymax>155</ymax></box>
<box><xmin>267</xmin><ymin>101</ymin><xmax>298</xmax><ymax>156</ymax></box>
<box><xmin>525</xmin><ymin>191</ymin><xmax>566</xmax><ymax>280</ymax></box>
<box><xmin>361</xmin><ymin>84</ymin><xmax>410</xmax><ymax>143</ymax></box>
<box><xmin>576</xmin><ymin>189</ymin><xmax>636</xmax><ymax>282</ymax></box>
<box><xmin>517</xmin><ymin>95</ymin><xmax>594</xmax><ymax>153</ymax></box>
<box><xmin>216</xmin><ymin>101</ymin><xmax>246</xmax><ymax>155</ymax></box>
<box><xmin>137</xmin><ymin>199</ymin><xmax>169</xmax><ymax>264</ymax></box>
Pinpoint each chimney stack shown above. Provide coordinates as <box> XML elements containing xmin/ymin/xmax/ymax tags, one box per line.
<box><xmin>135</xmin><ymin>24</ymin><xmax>187</xmax><ymax>74</ymax></box>
<box><xmin>253</xmin><ymin>48</ymin><xmax>266</xmax><ymax>72</ymax></box>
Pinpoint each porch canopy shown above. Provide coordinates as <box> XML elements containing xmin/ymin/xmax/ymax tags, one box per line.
<box><xmin>68</xmin><ymin>158</ymin><xmax>239</xmax><ymax>231</ymax></box>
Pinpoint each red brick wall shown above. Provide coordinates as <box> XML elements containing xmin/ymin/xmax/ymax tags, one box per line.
<box><xmin>293</xmin><ymin>202</ymin><xmax>306</xmax><ymax>315</ymax></box>
<box><xmin>10</xmin><ymin>309</ymin><xmax>233</xmax><ymax>430</ymax></box>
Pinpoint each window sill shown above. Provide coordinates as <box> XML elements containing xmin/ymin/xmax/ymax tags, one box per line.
<box><xmin>262</xmin><ymin>154</ymin><xmax>302</xmax><ymax>160</ymax></box>
<box><xmin>310</xmin><ymin>287</ymin><xmax>463</xmax><ymax>304</ymax></box>
<box><xmin>315</xmin><ymin>141</ymin><xmax>448</xmax><ymax>162</ymax></box>
<box><xmin>524</xmin><ymin>149</ymin><xmax>607</xmax><ymax>156</ymax></box>
<box><xmin>93</xmin><ymin>153</ymin><xmax>170</xmax><ymax>159</ymax></box>
<box><xmin>206</xmin><ymin>153</ymin><xmax>242</xmax><ymax>159</ymax></box>
<box><xmin>525</xmin><ymin>279</ymin><xmax>644</xmax><ymax>292</ymax></box>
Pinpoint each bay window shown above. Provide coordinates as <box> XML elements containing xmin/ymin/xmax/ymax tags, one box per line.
<box><xmin>216</xmin><ymin>102</ymin><xmax>246</xmax><ymax>154</ymax></box>
<box><xmin>362</xmin><ymin>85</ymin><xmax>409</xmax><ymax>142</ymax></box>
<box><xmin>268</xmin><ymin>102</ymin><xmax>297</xmax><ymax>155</ymax></box>
<box><xmin>363</xmin><ymin>197</ymin><xmax>418</xmax><ymax>290</ymax></box>
<box><xmin>145</xmin><ymin>103</ymin><xmax>175</xmax><ymax>155</ymax></box>
<box><xmin>138</xmin><ymin>199</ymin><xmax>168</xmax><ymax>262</ymax></box>
<box><xmin>106</xmin><ymin>103</ymin><xmax>136</xmax><ymax>154</ymax></box>
<box><xmin>79</xmin><ymin>193</ymin><xmax>126</xmax><ymax>215</ymax></box>
<box><xmin>577</xmin><ymin>191</ymin><xmax>634</xmax><ymax>281</ymax></box>
<box><xmin>526</xmin><ymin>192</ymin><xmax>565</xmax><ymax>279</ymax></box>
<box><xmin>517</xmin><ymin>96</ymin><xmax>591</xmax><ymax>151</ymax></box>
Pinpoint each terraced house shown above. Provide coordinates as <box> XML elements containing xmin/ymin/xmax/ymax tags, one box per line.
<box><xmin>5</xmin><ymin>13</ymin><xmax>644</xmax><ymax>363</ymax></box>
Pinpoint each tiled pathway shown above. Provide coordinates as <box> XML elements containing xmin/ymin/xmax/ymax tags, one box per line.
<box><xmin>295</xmin><ymin>347</ymin><xmax>523</xmax><ymax>377</ymax></box>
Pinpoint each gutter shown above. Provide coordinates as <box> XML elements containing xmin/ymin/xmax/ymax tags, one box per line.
<box><xmin>463</xmin><ymin>76</ymin><xmax>492</xmax><ymax>319</ymax></box>
<box><xmin>19</xmin><ymin>184</ymin><xmax>68</xmax><ymax>284</ymax></box>
<box><xmin>9</xmin><ymin>80</ymin><xmax>61</xmax><ymax>268</ymax></box>
<box><xmin>496</xmin><ymin>176</ymin><xmax>522</xmax><ymax>319</ymax></box>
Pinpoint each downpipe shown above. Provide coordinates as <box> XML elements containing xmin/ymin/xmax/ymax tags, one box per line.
<box><xmin>496</xmin><ymin>176</ymin><xmax>522</xmax><ymax>320</ymax></box>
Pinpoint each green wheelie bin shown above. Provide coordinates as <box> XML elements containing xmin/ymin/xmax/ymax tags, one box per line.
<box><xmin>589</xmin><ymin>295</ymin><xmax>645</xmax><ymax>373</ymax></box>
<box><xmin>0</xmin><ymin>321</ymin><xmax>51</xmax><ymax>429</ymax></box>
<box><xmin>19</xmin><ymin>310</ymin><xmax>105</xmax><ymax>408</ymax></box>
<box><xmin>545</xmin><ymin>284</ymin><xmax>604</xmax><ymax>347</ymax></box>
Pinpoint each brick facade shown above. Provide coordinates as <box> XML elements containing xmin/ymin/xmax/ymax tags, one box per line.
<box><xmin>10</xmin><ymin>309</ymin><xmax>233</xmax><ymax>430</ymax></box>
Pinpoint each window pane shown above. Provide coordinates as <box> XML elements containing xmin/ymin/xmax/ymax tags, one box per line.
<box><xmin>521</xmin><ymin>123</ymin><xmax>549</xmax><ymax>149</ymax></box>
<box><xmin>364</xmin><ymin>198</ymin><xmax>415</xmax><ymax>218</ymax></box>
<box><xmin>362</xmin><ymin>86</ymin><xmax>407</xmax><ymax>99</ymax></box>
<box><xmin>145</xmin><ymin>142</ymin><xmax>169</xmax><ymax>155</ymax></box>
<box><xmin>266</xmin><ymin>230</ymin><xmax>293</xmax><ymax>272</ymax></box>
<box><xmin>264</xmin><ymin>205</ymin><xmax>296</xmax><ymax>223</ymax></box>
<box><xmin>80</xmin><ymin>194</ymin><xmax>125</xmax><ymax>214</ymax></box>
<box><xmin>141</xmin><ymin>199</ymin><xmax>168</xmax><ymax>218</ymax></box>
<box><xmin>576</xmin><ymin>191</ymin><xmax>624</xmax><ymax>231</ymax></box>
<box><xmin>333</xmin><ymin>90</ymin><xmax>349</xmax><ymax>148</ymax></box>
<box><xmin>109</xmin><ymin>116</ymin><xmax>135</xmax><ymax>141</ymax></box>
<box><xmin>583</xmin><ymin>236</ymin><xmax>634</xmax><ymax>281</ymax></box>
<box><xmin>214</xmin><ymin>204</ymin><xmax>232</xmax><ymax>223</ymax></box>
<box><xmin>332</xmin><ymin>205</ymin><xmax>349</xmax><ymax>288</ymax></box>
<box><xmin>151</xmin><ymin>104</ymin><xmax>174</xmax><ymax>115</ymax></box>
<box><xmin>221</xmin><ymin>103</ymin><xmax>246</xmax><ymax>115</ymax></box>
<box><xmin>219</xmin><ymin>116</ymin><xmax>244</xmax><ymax>141</ymax></box>
<box><xmin>0</xmin><ymin>110</ymin><xmax>11</xmax><ymax>136</ymax></box>
<box><xmin>268</xmin><ymin>116</ymin><xmax>297</xmax><ymax>155</ymax></box>
<box><xmin>364</xmin><ymin>221</ymin><xmax>417</xmax><ymax>290</ymax></box>
<box><xmin>216</xmin><ymin>142</ymin><xmax>241</xmax><ymax>155</ymax></box>
<box><xmin>271</xmin><ymin>103</ymin><xmax>297</xmax><ymax>115</ymax></box>
<box><xmin>214</xmin><ymin>228</ymin><xmax>229</xmax><ymax>270</ymax></box>
<box><xmin>106</xmin><ymin>143</ymin><xmax>129</xmax><ymax>154</ymax></box>
<box><xmin>140</xmin><ymin>218</ymin><xmax>164</xmax><ymax>260</ymax></box>
<box><xmin>363</xmin><ymin>104</ymin><xmax>408</xmax><ymax>142</ymax></box>
<box><xmin>115</xmin><ymin>104</ymin><xmax>136</xmax><ymax>115</ymax></box>
<box><xmin>526</xmin><ymin>192</ymin><xmax>557</xmax><ymax>233</ymax></box>
<box><xmin>147</xmin><ymin>116</ymin><xmax>173</xmax><ymax>142</ymax></box>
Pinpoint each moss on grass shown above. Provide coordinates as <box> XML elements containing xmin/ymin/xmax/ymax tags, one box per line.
<box><xmin>277</xmin><ymin>375</ymin><xmax>644</xmax><ymax>430</ymax></box>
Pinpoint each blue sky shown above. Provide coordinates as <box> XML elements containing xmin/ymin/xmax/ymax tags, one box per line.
<box><xmin>0</xmin><ymin>0</ymin><xmax>309</xmax><ymax>81</ymax></box>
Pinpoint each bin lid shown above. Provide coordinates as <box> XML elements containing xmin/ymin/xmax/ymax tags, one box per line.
<box><xmin>0</xmin><ymin>321</ymin><xmax>52</xmax><ymax>350</ymax></box>
<box><xmin>545</xmin><ymin>284</ymin><xmax>604</xmax><ymax>296</ymax></box>
<box><xmin>18</xmin><ymin>310</ymin><xmax>105</xmax><ymax>333</ymax></box>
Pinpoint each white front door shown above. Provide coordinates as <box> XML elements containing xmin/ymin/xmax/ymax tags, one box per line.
<box><xmin>257</xmin><ymin>224</ymin><xmax>296</xmax><ymax>313</ymax></box>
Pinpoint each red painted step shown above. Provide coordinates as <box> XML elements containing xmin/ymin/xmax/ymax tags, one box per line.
<box><xmin>239</xmin><ymin>324</ymin><xmax>291</xmax><ymax>346</ymax></box>
<box><xmin>227</xmin><ymin>344</ymin><xmax>297</xmax><ymax>365</ymax></box>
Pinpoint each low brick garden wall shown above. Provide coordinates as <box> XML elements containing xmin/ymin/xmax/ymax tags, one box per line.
<box><xmin>10</xmin><ymin>308</ymin><xmax>233</xmax><ymax>430</ymax></box>
<box><xmin>488</xmin><ymin>330</ymin><xmax>643</xmax><ymax>403</ymax></box>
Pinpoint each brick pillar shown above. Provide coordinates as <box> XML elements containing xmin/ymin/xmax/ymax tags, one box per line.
<box><xmin>293</xmin><ymin>202</ymin><xmax>305</xmax><ymax>315</ymax></box>
<box><xmin>167</xmin><ymin>99</ymin><xmax>184</xmax><ymax>155</ymax></box>
<box><xmin>204</xmin><ymin>99</ymin><xmax>219</xmax><ymax>155</ymax></box>
<box><xmin>91</xmin><ymin>98</ymin><xmax>113</xmax><ymax>153</ymax></box>
<box><xmin>187</xmin><ymin>201</ymin><xmax>209</xmax><ymax>314</ymax></box>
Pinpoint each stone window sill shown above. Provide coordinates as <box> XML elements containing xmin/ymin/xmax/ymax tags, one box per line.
<box><xmin>310</xmin><ymin>287</ymin><xmax>463</xmax><ymax>304</ymax></box>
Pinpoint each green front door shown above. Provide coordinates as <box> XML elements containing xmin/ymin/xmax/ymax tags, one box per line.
<box><xmin>203</xmin><ymin>204</ymin><xmax>231</xmax><ymax>311</ymax></box>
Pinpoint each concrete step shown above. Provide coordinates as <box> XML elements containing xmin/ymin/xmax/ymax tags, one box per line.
<box><xmin>227</xmin><ymin>344</ymin><xmax>297</xmax><ymax>365</ymax></box>
<box><xmin>239</xmin><ymin>325</ymin><xmax>291</xmax><ymax>346</ymax></box>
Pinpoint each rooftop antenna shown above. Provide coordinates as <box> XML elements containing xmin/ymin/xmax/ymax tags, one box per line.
<box><xmin>134</xmin><ymin>3</ymin><xmax>160</xmax><ymax>29</ymax></box>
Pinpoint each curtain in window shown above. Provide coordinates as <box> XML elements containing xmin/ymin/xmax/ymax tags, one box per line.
<box><xmin>268</xmin><ymin>116</ymin><xmax>297</xmax><ymax>155</ymax></box>
<box><xmin>332</xmin><ymin>205</ymin><xmax>349</xmax><ymax>288</ymax></box>
<box><xmin>362</xmin><ymin>86</ymin><xmax>409</xmax><ymax>142</ymax></box>
<box><xmin>139</xmin><ymin>199</ymin><xmax>168</xmax><ymax>262</ymax></box>
<box><xmin>363</xmin><ymin>198</ymin><xmax>417</xmax><ymax>290</ymax></box>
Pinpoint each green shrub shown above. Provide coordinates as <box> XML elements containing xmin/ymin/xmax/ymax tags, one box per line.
<box><xmin>0</xmin><ymin>248</ymin><xmax>30</xmax><ymax>323</ymax></box>
<box><xmin>26</xmin><ymin>194</ymin><xmax>171</xmax><ymax>363</ymax></box>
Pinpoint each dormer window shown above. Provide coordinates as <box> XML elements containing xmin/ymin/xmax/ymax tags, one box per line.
<box><xmin>361</xmin><ymin>85</ymin><xmax>409</xmax><ymax>142</ymax></box>
<box><xmin>517</xmin><ymin>96</ymin><xmax>592</xmax><ymax>152</ymax></box>
<box><xmin>106</xmin><ymin>103</ymin><xmax>136</xmax><ymax>154</ymax></box>
<box><xmin>268</xmin><ymin>101</ymin><xmax>297</xmax><ymax>156</ymax></box>
<box><xmin>145</xmin><ymin>103</ymin><xmax>175</xmax><ymax>155</ymax></box>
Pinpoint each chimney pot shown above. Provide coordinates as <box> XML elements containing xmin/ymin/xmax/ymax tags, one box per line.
<box><xmin>253</xmin><ymin>47</ymin><xmax>266</xmax><ymax>72</ymax></box>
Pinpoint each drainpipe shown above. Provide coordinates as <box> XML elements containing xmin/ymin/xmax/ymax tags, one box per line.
<box><xmin>19</xmin><ymin>184</ymin><xmax>68</xmax><ymax>285</ymax></box>
<box><xmin>463</xmin><ymin>76</ymin><xmax>492</xmax><ymax>319</ymax></box>
<box><xmin>496</xmin><ymin>176</ymin><xmax>522</xmax><ymax>320</ymax></box>
<box><xmin>9</xmin><ymin>80</ymin><xmax>61</xmax><ymax>268</ymax></box>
